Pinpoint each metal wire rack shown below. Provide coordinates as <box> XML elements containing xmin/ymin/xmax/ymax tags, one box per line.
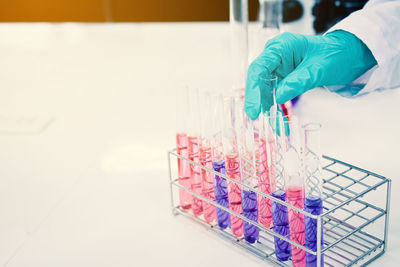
<box><xmin>168</xmin><ymin>148</ymin><xmax>391</xmax><ymax>266</ymax></box>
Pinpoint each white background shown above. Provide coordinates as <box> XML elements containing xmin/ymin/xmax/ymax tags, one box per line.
<box><xmin>0</xmin><ymin>23</ymin><xmax>398</xmax><ymax>266</ymax></box>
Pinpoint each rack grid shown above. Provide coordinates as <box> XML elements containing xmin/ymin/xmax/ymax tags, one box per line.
<box><xmin>168</xmin><ymin>148</ymin><xmax>391</xmax><ymax>266</ymax></box>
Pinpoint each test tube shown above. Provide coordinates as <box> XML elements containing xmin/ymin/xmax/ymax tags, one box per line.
<box><xmin>237</xmin><ymin>97</ymin><xmax>259</xmax><ymax>243</ymax></box>
<box><xmin>282</xmin><ymin>116</ymin><xmax>306</xmax><ymax>267</ymax></box>
<box><xmin>188</xmin><ymin>88</ymin><xmax>203</xmax><ymax>217</ymax></box>
<box><xmin>222</xmin><ymin>95</ymin><xmax>243</xmax><ymax>238</ymax></box>
<box><xmin>258</xmin><ymin>0</ymin><xmax>281</xmax><ymax>30</ymax></box>
<box><xmin>175</xmin><ymin>87</ymin><xmax>192</xmax><ymax>210</ymax></box>
<box><xmin>269</xmin><ymin>112</ymin><xmax>291</xmax><ymax>261</ymax></box>
<box><xmin>211</xmin><ymin>94</ymin><xmax>231</xmax><ymax>229</ymax></box>
<box><xmin>230</xmin><ymin>0</ymin><xmax>248</xmax><ymax>90</ymax></box>
<box><xmin>257</xmin><ymin>75</ymin><xmax>278</xmax><ymax>228</ymax></box>
<box><xmin>255</xmin><ymin>113</ymin><xmax>273</xmax><ymax>228</ymax></box>
<box><xmin>249</xmin><ymin>0</ymin><xmax>281</xmax><ymax>61</ymax></box>
<box><xmin>199</xmin><ymin>91</ymin><xmax>217</xmax><ymax>224</ymax></box>
<box><xmin>303</xmin><ymin>123</ymin><xmax>324</xmax><ymax>267</ymax></box>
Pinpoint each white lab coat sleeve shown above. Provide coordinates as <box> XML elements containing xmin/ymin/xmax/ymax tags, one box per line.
<box><xmin>325</xmin><ymin>0</ymin><xmax>400</xmax><ymax>96</ymax></box>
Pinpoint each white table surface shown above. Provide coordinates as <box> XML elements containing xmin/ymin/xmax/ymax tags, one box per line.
<box><xmin>0</xmin><ymin>22</ymin><xmax>398</xmax><ymax>266</ymax></box>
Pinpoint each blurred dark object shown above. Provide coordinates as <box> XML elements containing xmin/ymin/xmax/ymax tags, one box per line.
<box><xmin>283</xmin><ymin>0</ymin><xmax>303</xmax><ymax>22</ymax></box>
<box><xmin>251</xmin><ymin>0</ymin><xmax>304</xmax><ymax>23</ymax></box>
<box><xmin>0</xmin><ymin>0</ymin><xmax>254</xmax><ymax>22</ymax></box>
<box><xmin>312</xmin><ymin>0</ymin><xmax>368</xmax><ymax>33</ymax></box>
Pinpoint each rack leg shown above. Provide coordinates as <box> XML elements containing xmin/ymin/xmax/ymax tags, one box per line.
<box><xmin>168</xmin><ymin>151</ymin><xmax>179</xmax><ymax>216</ymax></box>
<box><xmin>383</xmin><ymin>179</ymin><xmax>391</xmax><ymax>252</ymax></box>
<box><xmin>317</xmin><ymin>216</ymin><xmax>322</xmax><ymax>267</ymax></box>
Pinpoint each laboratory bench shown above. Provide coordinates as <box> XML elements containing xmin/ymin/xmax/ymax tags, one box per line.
<box><xmin>0</xmin><ymin>22</ymin><xmax>398</xmax><ymax>266</ymax></box>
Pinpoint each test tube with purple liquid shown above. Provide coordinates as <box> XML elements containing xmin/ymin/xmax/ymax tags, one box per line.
<box><xmin>269</xmin><ymin>112</ymin><xmax>291</xmax><ymax>261</ymax></box>
<box><xmin>237</xmin><ymin>96</ymin><xmax>259</xmax><ymax>243</ymax></box>
<box><xmin>211</xmin><ymin>94</ymin><xmax>231</xmax><ymax>229</ymax></box>
<box><xmin>303</xmin><ymin>123</ymin><xmax>324</xmax><ymax>267</ymax></box>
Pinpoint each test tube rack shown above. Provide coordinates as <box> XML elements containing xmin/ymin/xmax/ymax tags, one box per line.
<box><xmin>167</xmin><ymin>148</ymin><xmax>391</xmax><ymax>266</ymax></box>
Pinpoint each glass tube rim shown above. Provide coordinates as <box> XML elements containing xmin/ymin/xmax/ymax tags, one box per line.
<box><xmin>259</xmin><ymin>73</ymin><xmax>278</xmax><ymax>82</ymax></box>
<box><xmin>302</xmin><ymin>122</ymin><xmax>322</xmax><ymax>132</ymax></box>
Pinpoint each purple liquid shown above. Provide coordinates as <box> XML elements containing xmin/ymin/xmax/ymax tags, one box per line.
<box><xmin>272</xmin><ymin>190</ymin><xmax>291</xmax><ymax>261</ymax></box>
<box><xmin>212</xmin><ymin>160</ymin><xmax>231</xmax><ymax>229</ymax></box>
<box><xmin>305</xmin><ymin>196</ymin><xmax>324</xmax><ymax>267</ymax></box>
<box><xmin>242</xmin><ymin>190</ymin><xmax>259</xmax><ymax>243</ymax></box>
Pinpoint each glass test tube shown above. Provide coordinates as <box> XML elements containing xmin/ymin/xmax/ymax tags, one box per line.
<box><xmin>237</xmin><ymin>97</ymin><xmax>259</xmax><ymax>243</ymax></box>
<box><xmin>257</xmin><ymin>75</ymin><xmax>278</xmax><ymax>228</ymax></box>
<box><xmin>230</xmin><ymin>0</ymin><xmax>248</xmax><ymax>90</ymax></box>
<box><xmin>211</xmin><ymin>94</ymin><xmax>231</xmax><ymax>229</ymax></box>
<box><xmin>249</xmin><ymin>0</ymin><xmax>281</xmax><ymax>62</ymax></box>
<box><xmin>199</xmin><ymin>91</ymin><xmax>217</xmax><ymax>224</ymax></box>
<box><xmin>176</xmin><ymin>87</ymin><xmax>192</xmax><ymax>210</ymax></box>
<box><xmin>259</xmin><ymin>74</ymin><xmax>278</xmax><ymax>115</ymax></box>
<box><xmin>222</xmin><ymin>95</ymin><xmax>243</xmax><ymax>238</ymax></box>
<box><xmin>258</xmin><ymin>0</ymin><xmax>281</xmax><ymax>30</ymax></box>
<box><xmin>188</xmin><ymin>88</ymin><xmax>203</xmax><ymax>217</ymax></box>
<box><xmin>255</xmin><ymin>113</ymin><xmax>273</xmax><ymax>228</ymax></box>
<box><xmin>303</xmin><ymin>123</ymin><xmax>324</xmax><ymax>267</ymax></box>
<box><xmin>269</xmin><ymin>112</ymin><xmax>291</xmax><ymax>261</ymax></box>
<box><xmin>282</xmin><ymin>116</ymin><xmax>306</xmax><ymax>267</ymax></box>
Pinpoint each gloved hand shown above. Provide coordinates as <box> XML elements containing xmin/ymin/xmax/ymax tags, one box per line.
<box><xmin>245</xmin><ymin>30</ymin><xmax>377</xmax><ymax>120</ymax></box>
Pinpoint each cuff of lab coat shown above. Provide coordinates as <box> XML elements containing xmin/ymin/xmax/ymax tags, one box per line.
<box><xmin>326</xmin><ymin>9</ymin><xmax>390</xmax><ymax>67</ymax></box>
<box><xmin>326</xmin><ymin>2</ymin><xmax>400</xmax><ymax>96</ymax></box>
<box><xmin>325</xmin><ymin>8</ymin><xmax>387</xmax><ymax>96</ymax></box>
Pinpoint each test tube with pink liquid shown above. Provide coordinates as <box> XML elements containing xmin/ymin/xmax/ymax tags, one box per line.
<box><xmin>256</xmin><ymin>74</ymin><xmax>278</xmax><ymax>229</ymax></box>
<box><xmin>176</xmin><ymin>87</ymin><xmax>192</xmax><ymax>210</ymax></box>
<box><xmin>222</xmin><ymin>95</ymin><xmax>243</xmax><ymax>238</ymax></box>
<box><xmin>199</xmin><ymin>91</ymin><xmax>217</xmax><ymax>224</ymax></box>
<box><xmin>188</xmin><ymin>88</ymin><xmax>203</xmax><ymax>217</ymax></box>
<box><xmin>282</xmin><ymin>116</ymin><xmax>306</xmax><ymax>267</ymax></box>
<box><xmin>255</xmin><ymin>112</ymin><xmax>276</xmax><ymax>229</ymax></box>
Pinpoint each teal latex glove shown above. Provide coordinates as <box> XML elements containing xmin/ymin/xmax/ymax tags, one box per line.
<box><xmin>245</xmin><ymin>30</ymin><xmax>377</xmax><ymax>120</ymax></box>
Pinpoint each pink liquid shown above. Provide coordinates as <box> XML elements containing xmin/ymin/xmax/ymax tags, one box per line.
<box><xmin>225</xmin><ymin>153</ymin><xmax>243</xmax><ymax>238</ymax></box>
<box><xmin>189</xmin><ymin>136</ymin><xmax>203</xmax><ymax>217</ymax></box>
<box><xmin>257</xmin><ymin>138</ymin><xmax>272</xmax><ymax>228</ymax></box>
<box><xmin>268</xmin><ymin>138</ymin><xmax>276</xmax><ymax>191</ymax></box>
<box><xmin>176</xmin><ymin>133</ymin><xmax>192</xmax><ymax>210</ymax></box>
<box><xmin>200</xmin><ymin>146</ymin><xmax>217</xmax><ymax>223</ymax></box>
<box><xmin>287</xmin><ymin>186</ymin><xmax>306</xmax><ymax>267</ymax></box>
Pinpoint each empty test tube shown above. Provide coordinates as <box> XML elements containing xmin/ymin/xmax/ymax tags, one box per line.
<box><xmin>188</xmin><ymin>88</ymin><xmax>203</xmax><ymax>217</ymax></box>
<box><xmin>176</xmin><ymin>87</ymin><xmax>192</xmax><ymax>210</ymax></box>
<box><xmin>230</xmin><ymin>0</ymin><xmax>248</xmax><ymax>90</ymax></box>
<box><xmin>199</xmin><ymin>91</ymin><xmax>217</xmax><ymax>224</ymax></box>
<box><xmin>303</xmin><ymin>123</ymin><xmax>324</xmax><ymax>267</ymax></box>
<box><xmin>222</xmin><ymin>95</ymin><xmax>243</xmax><ymax>238</ymax></box>
<box><xmin>211</xmin><ymin>94</ymin><xmax>231</xmax><ymax>229</ymax></box>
